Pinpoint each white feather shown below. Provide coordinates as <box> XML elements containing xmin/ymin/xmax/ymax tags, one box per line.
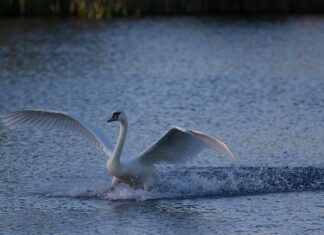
<box><xmin>138</xmin><ymin>126</ymin><xmax>235</xmax><ymax>165</ymax></box>
<box><xmin>1</xmin><ymin>109</ymin><xmax>235</xmax><ymax>190</ymax></box>
<box><xmin>0</xmin><ymin>109</ymin><xmax>114</xmax><ymax>157</ymax></box>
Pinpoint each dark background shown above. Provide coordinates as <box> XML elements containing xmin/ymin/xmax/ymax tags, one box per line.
<box><xmin>1</xmin><ymin>0</ymin><xmax>324</xmax><ymax>19</ymax></box>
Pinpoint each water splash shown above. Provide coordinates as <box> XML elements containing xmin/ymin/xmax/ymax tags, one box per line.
<box><xmin>42</xmin><ymin>166</ymin><xmax>324</xmax><ymax>200</ymax></box>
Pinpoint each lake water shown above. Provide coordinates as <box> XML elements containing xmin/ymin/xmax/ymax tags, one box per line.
<box><xmin>0</xmin><ymin>16</ymin><xmax>324</xmax><ymax>234</ymax></box>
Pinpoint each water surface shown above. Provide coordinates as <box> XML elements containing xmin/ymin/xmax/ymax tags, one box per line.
<box><xmin>0</xmin><ymin>16</ymin><xmax>324</xmax><ymax>234</ymax></box>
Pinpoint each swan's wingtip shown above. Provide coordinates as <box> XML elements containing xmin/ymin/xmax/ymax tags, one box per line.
<box><xmin>222</xmin><ymin>144</ymin><xmax>236</xmax><ymax>161</ymax></box>
<box><xmin>0</xmin><ymin>115</ymin><xmax>8</xmax><ymax>126</ymax></box>
<box><xmin>228</xmin><ymin>151</ymin><xmax>236</xmax><ymax>161</ymax></box>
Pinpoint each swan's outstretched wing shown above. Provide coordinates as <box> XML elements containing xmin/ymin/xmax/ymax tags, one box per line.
<box><xmin>138</xmin><ymin>126</ymin><xmax>234</xmax><ymax>165</ymax></box>
<box><xmin>0</xmin><ymin>109</ymin><xmax>114</xmax><ymax>157</ymax></box>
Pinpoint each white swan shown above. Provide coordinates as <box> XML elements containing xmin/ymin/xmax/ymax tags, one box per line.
<box><xmin>0</xmin><ymin>109</ymin><xmax>235</xmax><ymax>189</ymax></box>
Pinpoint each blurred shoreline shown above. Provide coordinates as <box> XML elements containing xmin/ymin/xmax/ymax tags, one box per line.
<box><xmin>1</xmin><ymin>0</ymin><xmax>324</xmax><ymax>19</ymax></box>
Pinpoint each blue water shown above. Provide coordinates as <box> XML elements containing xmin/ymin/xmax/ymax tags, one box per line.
<box><xmin>0</xmin><ymin>16</ymin><xmax>324</xmax><ymax>234</ymax></box>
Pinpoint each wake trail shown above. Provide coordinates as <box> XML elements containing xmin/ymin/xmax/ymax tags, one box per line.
<box><xmin>40</xmin><ymin>166</ymin><xmax>324</xmax><ymax>200</ymax></box>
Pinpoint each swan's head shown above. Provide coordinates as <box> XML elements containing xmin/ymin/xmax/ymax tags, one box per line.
<box><xmin>107</xmin><ymin>110</ymin><xmax>126</xmax><ymax>123</ymax></box>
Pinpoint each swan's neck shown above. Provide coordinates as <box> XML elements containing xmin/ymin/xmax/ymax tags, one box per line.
<box><xmin>107</xmin><ymin>119</ymin><xmax>127</xmax><ymax>176</ymax></box>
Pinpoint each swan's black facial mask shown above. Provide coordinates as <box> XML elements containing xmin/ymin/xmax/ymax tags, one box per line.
<box><xmin>108</xmin><ymin>112</ymin><xmax>121</xmax><ymax>122</ymax></box>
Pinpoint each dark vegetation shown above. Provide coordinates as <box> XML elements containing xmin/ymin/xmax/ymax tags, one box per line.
<box><xmin>1</xmin><ymin>0</ymin><xmax>324</xmax><ymax>19</ymax></box>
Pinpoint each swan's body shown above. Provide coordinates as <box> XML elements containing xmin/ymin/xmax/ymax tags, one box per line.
<box><xmin>0</xmin><ymin>109</ymin><xmax>234</xmax><ymax>189</ymax></box>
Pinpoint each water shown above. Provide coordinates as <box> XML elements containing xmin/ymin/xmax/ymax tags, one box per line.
<box><xmin>0</xmin><ymin>16</ymin><xmax>324</xmax><ymax>234</ymax></box>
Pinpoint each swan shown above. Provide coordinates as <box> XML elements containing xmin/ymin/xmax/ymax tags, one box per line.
<box><xmin>0</xmin><ymin>109</ymin><xmax>235</xmax><ymax>190</ymax></box>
